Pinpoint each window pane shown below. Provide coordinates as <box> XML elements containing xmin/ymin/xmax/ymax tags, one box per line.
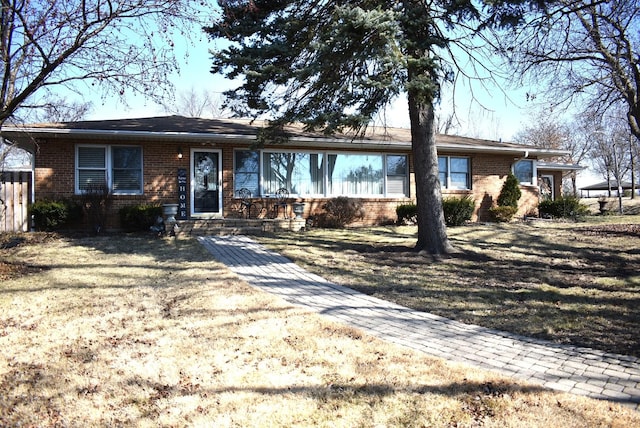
<box><xmin>387</xmin><ymin>176</ymin><xmax>406</xmax><ymax>194</ymax></box>
<box><xmin>328</xmin><ymin>154</ymin><xmax>383</xmax><ymax>196</ymax></box>
<box><xmin>387</xmin><ymin>155</ymin><xmax>406</xmax><ymax>175</ymax></box>
<box><xmin>450</xmin><ymin>173</ymin><xmax>469</xmax><ymax>189</ymax></box>
<box><xmin>113</xmin><ymin>170</ymin><xmax>142</xmax><ymax>192</ymax></box>
<box><xmin>78</xmin><ymin>170</ymin><xmax>106</xmax><ymax>190</ymax></box>
<box><xmin>111</xmin><ymin>146</ymin><xmax>142</xmax><ymax>193</ymax></box>
<box><xmin>450</xmin><ymin>157</ymin><xmax>469</xmax><ymax>189</ymax></box>
<box><xmin>450</xmin><ymin>157</ymin><xmax>468</xmax><ymax>173</ymax></box>
<box><xmin>386</xmin><ymin>155</ymin><xmax>407</xmax><ymax>195</ymax></box>
<box><xmin>234</xmin><ymin>151</ymin><xmax>259</xmax><ymax>195</ymax></box>
<box><xmin>262</xmin><ymin>152</ymin><xmax>325</xmax><ymax>195</ymax></box>
<box><xmin>78</xmin><ymin>147</ymin><xmax>105</xmax><ymax>168</ymax></box>
<box><xmin>438</xmin><ymin>157</ymin><xmax>447</xmax><ymax>187</ymax></box>
<box><xmin>112</xmin><ymin>147</ymin><xmax>141</xmax><ymax>168</ymax></box>
<box><xmin>263</xmin><ymin>152</ymin><xmax>295</xmax><ymax>194</ymax></box>
<box><xmin>514</xmin><ymin>160</ymin><xmax>533</xmax><ymax>183</ymax></box>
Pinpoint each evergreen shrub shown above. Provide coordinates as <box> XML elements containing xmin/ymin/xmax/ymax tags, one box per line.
<box><xmin>396</xmin><ymin>203</ymin><xmax>417</xmax><ymax>225</ymax></box>
<box><xmin>442</xmin><ymin>196</ymin><xmax>475</xmax><ymax>226</ymax></box>
<box><xmin>490</xmin><ymin>173</ymin><xmax>522</xmax><ymax>222</ymax></box>
<box><xmin>538</xmin><ymin>196</ymin><xmax>589</xmax><ymax>219</ymax></box>
<box><xmin>396</xmin><ymin>197</ymin><xmax>474</xmax><ymax>226</ymax></box>
<box><xmin>31</xmin><ymin>199</ymin><xmax>81</xmax><ymax>231</ymax></box>
<box><xmin>119</xmin><ymin>204</ymin><xmax>163</xmax><ymax>231</ymax></box>
<box><xmin>496</xmin><ymin>173</ymin><xmax>521</xmax><ymax>208</ymax></box>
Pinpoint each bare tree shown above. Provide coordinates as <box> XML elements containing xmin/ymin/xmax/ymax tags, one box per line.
<box><xmin>513</xmin><ymin>108</ymin><xmax>591</xmax><ymax>195</ymax></box>
<box><xmin>0</xmin><ymin>0</ymin><xmax>216</xmax><ymax>126</ymax></box>
<box><xmin>591</xmin><ymin>114</ymin><xmax>632</xmax><ymax>212</ymax></box>
<box><xmin>163</xmin><ymin>88</ymin><xmax>230</xmax><ymax>118</ymax></box>
<box><xmin>496</xmin><ymin>1</ymin><xmax>640</xmax><ymax>145</ymax></box>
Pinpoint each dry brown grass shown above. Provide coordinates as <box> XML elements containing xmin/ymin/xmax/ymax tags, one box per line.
<box><xmin>259</xmin><ymin>215</ymin><xmax>640</xmax><ymax>359</ymax></box>
<box><xmin>1</xmin><ymin>232</ymin><xmax>639</xmax><ymax>427</ymax></box>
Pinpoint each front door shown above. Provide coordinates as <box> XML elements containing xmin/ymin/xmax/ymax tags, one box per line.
<box><xmin>191</xmin><ymin>149</ymin><xmax>222</xmax><ymax>217</ymax></box>
<box><xmin>540</xmin><ymin>174</ymin><xmax>554</xmax><ymax>200</ymax></box>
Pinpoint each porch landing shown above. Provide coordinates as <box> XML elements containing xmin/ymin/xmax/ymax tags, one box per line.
<box><xmin>174</xmin><ymin>218</ymin><xmax>307</xmax><ymax>236</ymax></box>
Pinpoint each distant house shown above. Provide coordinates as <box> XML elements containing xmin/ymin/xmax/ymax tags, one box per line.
<box><xmin>580</xmin><ymin>180</ymin><xmax>638</xmax><ymax>198</ymax></box>
<box><xmin>1</xmin><ymin>116</ymin><xmax>578</xmax><ymax>230</ymax></box>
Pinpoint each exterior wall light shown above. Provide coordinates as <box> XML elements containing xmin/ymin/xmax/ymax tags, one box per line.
<box><xmin>177</xmin><ymin>147</ymin><xmax>183</xmax><ymax>159</ymax></box>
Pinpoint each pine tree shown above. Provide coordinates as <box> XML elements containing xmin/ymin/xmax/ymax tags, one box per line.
<box><xmin>205</xmin><ymin>1</ymin><xmax>542</xmax><ymax>255</ymax></box>
<box><xmin>497</xmin><ymin>173</ymin><xmax>522</xmax><ymax>209</ymax></box>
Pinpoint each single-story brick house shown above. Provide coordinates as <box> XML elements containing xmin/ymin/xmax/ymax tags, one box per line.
<box><xmin>1</xmin><ymin>115</ymin><xmax>579</xmax><ymax>230</ymax></box>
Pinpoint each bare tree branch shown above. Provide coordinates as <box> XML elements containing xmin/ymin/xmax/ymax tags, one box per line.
<box><xmin>0</xmin><ymin>0</ymin><xmax>218</xmax><ymax>125</ymax></box>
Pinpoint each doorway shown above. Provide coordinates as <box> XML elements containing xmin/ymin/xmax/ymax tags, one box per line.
<box><xmin>540</xmin><ymin>174</ymin><xmax>554</xmax><ymax>200</ymax></box>
<box><xmin>191</xmin><ymin>149</ymin><xmax>222</xmax><ymax>217</ymax></box>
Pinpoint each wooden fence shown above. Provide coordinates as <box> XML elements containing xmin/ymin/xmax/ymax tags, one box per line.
<box><xmin>0</xmin><ymin>171</ymin><xmax>31</xmax><ymax>232</ymax></box>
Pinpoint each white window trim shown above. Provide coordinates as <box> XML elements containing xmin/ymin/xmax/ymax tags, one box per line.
<box><xmin>75</xmin><ymin>144</ymin><xmax>144</xmax><ymax>195</ymax></box>
<box><xmin>513</xmin><ymin>159</ymin><xmax>538</xmax><ymax>186</ymax></box>
<box><xmin>439</xmin><ymin>156</ymin><xmax>471</xmax><ymax>190</ymax></box>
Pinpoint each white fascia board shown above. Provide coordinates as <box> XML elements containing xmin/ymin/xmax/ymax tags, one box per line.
<box><xmin>1</xmin><ymin>127</ymin><xmax>258</xmax><ymax>142</ymax></box>
<box><xmin>436</xmin><ymin>143</ymin><xmax>569</xmax><ymax>158</ymax></box>
<box><xmin>2</xmin><ymin>126</ymin><xmax>570</xmax><ymax>158</ymax></box>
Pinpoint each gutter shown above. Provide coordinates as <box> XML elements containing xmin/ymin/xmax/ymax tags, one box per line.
<box><xmin>1</xmin><ymin>126</ymin><xmax>571</xmax><ymax>158</ymax></box>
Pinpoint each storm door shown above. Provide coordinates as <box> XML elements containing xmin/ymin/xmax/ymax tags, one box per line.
<box><xmin>540</xmin><ymin>175</ymin><xmax>554</xmax><ymax>201</ymax></box>
<box><xmin>191</xmin><ymin>149</ymin><xmax>222</xmax><ymax>216</ymax></box>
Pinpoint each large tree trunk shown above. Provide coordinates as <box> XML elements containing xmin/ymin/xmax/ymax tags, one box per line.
<box><xmin>407</xmin><ymin>93</ymin><xmax>453</xmax><ymax>256</ymax></box>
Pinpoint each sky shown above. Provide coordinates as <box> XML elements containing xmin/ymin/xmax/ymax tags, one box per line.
<box><xmin>78</xmin><ymin>13</ymin><xmax>601</xmax><ymax>187</ymax></box>
<box><xmin>86</xmin><ymin>33</ymin><xmax>534</xmax><ymax>144</ymax></box>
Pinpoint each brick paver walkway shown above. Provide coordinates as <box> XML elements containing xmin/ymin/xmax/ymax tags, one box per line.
<box><xmin>198</xmin><ymin>235</ymin><xmax>640</xmax><ymax>410</ymax></box>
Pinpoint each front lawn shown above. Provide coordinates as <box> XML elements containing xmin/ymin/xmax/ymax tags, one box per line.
<box><xmin>1</xmin><ymin>232</ymin><xmax>638</xmax><ymax>426</ymax></box>
<box><xmin>258</xmin><ymin>216</ymin><xmax>640</xmax><ymax>358</ymax></box>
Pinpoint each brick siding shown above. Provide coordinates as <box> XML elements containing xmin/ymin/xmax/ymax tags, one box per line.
<box><xmin>33</xmin><ymin>139</ymin><xmax>541</xmax><ymax>229</ymax></box>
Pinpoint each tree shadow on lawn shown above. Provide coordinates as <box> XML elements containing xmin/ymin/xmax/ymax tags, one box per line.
<box><xmin>282</xmin><ymin>232</ymin><xmax>640</xmax><ymax>357</ymax></box>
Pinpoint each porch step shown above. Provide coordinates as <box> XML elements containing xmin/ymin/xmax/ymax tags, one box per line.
<box><xmin>174</xmin><ymin>218</ymin><xmax>306</xmax><ymax>236</ymax></box>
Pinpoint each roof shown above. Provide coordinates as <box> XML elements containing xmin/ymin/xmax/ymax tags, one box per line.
<box><xmin>580</xmin><ymin>180</ymin><xmax>637</xmax><ymax>191</ymax></box>
<box><xmin>537</xmin><ymin>161</ymin><xmax>584</xmax><ymax>171</ymax></box>
<box><xmin>1</xmin><ymin>115</ymin><xmax>569</xmax><ymax>158</ymax></box>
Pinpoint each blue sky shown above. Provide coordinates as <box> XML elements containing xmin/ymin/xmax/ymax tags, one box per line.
<box><xmin>86</xmin><ymin>26</ymin><xmax>534</xmax><ymax>143</ymax></box>
<box><xmin>82</xmin><ymin>37</ymin><xmax>601</xmax><ymax>186</ymax></box>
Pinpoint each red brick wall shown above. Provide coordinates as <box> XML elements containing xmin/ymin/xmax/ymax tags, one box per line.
<box><xmin>35</xmin><ymin>138</ymin><xmax>187</xmax><ymax>230</ymax></box>
<box><xmin>440</xmin><ymin>153</ymin><xmax>540</xmax><ymax>221</ymax></box>
<box><xmin>33</xmin><ymin>139</ymin><xmax>542</xmax><ymax>229</ymax></box>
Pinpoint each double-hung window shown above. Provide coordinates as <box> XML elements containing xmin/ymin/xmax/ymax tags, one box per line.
<box><xmin>76</xmin><ymin>145</ymin><xmax>143</xmax><ymax>194</ymax></box>
<box><xmin>386</xmin><ymin>155</ymin><xmax>408</xmax><ymax>195</ymax></box>
<box><xmin>439</xmin><ymin>156</ymin><xmax>471</xmax><ymax>189</ymax></box>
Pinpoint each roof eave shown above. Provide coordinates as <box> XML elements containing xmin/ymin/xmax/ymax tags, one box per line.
<box><xmin>2</xmin><ymin>126</ymin><xmax>569</xmax><ymax>157</ymax></box>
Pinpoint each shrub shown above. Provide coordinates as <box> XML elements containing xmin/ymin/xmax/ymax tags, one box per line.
<box><xmin>496</xmin><ymin>173</ymin><xmax>521</xmax><ymax>209</ymax></box>
<box><xmin>119</xmin><ymin>204</ymin><xmax>162</xmax><ymax>232</ymax></box>
<box><xmin>31</xmin><ymin>199</ymin><xmax>81</xmax><ymax>231</ymax></box>
<box><xmin>442</xmin><ymin>196</ymin><xmax>475</xmax><ymax>226</ymax></box>
<box><xmin>316</xmin><ymin>197</ymin><xmax>364</xmax><ymax>228</ymax></box>
<box><xmin>489</xmin><ymin>173</ymin><xmax>522</xmax><ymax>222</ymax></box>
<box><xmin>538</xmin><ymin>196</ymin><xmax>589</xmax><ymax>219</ymax></box>
<box><xmin>396</xmin><ymin>203</ymin><xmax>417</xmax><ymax>225</ymax></box>
<box><xmin>489</xmin><ymin>206</ymin><xmax>518</xmax><ymax>222</ymax></box>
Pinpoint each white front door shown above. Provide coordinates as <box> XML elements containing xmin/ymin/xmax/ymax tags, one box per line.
<box><xmin>191</xmin><ymin>149</ymin><xmax>222</xmax><ymax>217</ymax></box>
